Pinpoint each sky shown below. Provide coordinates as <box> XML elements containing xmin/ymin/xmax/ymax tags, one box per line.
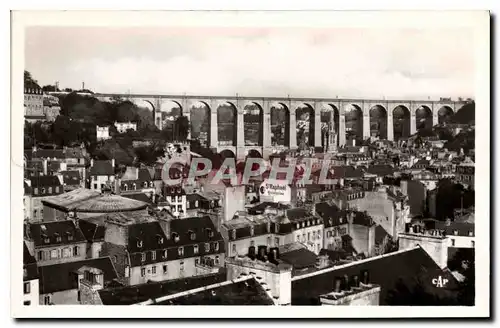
<box><xmin>25</xmin><ymin>26</ymin><xmax>475</xmax><ymax>100</ymax></box>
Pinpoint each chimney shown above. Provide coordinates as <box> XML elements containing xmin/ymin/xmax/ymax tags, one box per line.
<box><xmin>400</xmin><ymin>179</ymin><xmax>408</xmax><ymax>197</ymax></box>
<box><xmin>42</xmin><ymin>159</ymin><xmax>48</xmax><ymax>175</ymax></box>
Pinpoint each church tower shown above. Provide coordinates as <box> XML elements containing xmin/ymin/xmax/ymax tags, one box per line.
<box><xmin>327</xmin><ymin>122</ymin><xmax>337</xmax><ymax>152</ymax></box>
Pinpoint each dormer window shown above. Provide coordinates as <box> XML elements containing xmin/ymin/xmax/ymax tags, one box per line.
<box><xmin>41</xmin><ymin>187</ymin><xmax>46</xmax><ymax>194</ymax></box>
<box><xmin>178</xmin><ymin>247</ymin><xmax>184</xmax><ymax>256</ymax></box>
<box><xmin>275</xmin><ymin>223</ymin><xmax>280</xmax><ymax>233</ymax></box>
<box><xmin>329</xmin><ymin>219</ymin><xmax>333</xmax><ymax>226</ymax></box>
<box><xmin>132</xmin><ymin>183</ymin><xmax>136</xmax><ymax>190</ymax></box>
<box><xmin>172</xmin><ymin>233</ymin><xmax>180</xmax><ymax>243</ymax></box>
<box><xmin>55</xmin><ymin>233</ymin><xmax>61</xmax><ymax>243</ymax></box>
<box><xmin>157</xmin><ymin>235</ymin><xmax>164</xmax><ymax>245</ymax></box>
<box><xmin>123</xmin><ymin>184</ymin><xmax>128</xmax><ymax>191</ymax></box>
<box><xmin>296</xmin><ymin>223</ymin><xmax>300</xmax><ymax>230</ymax></box>
<box><xmin>339</xmin><ymin>217</ymin><xmax>343</xmax><ymax>224</ymax></box>
<box><xmin>231</xmin><ymin>229</ymin><xmax>236</xmax><ymax>240</ymax></box>
<box><xmin>468</xmin><ymin>231</ymin><xmax>473</xmax><ymax>237</ymax></box>
<box><xmin>205</xmin><ymin>243</ymin><xmax>210</xmax><ymax>252</ymax></box>
<box><xmin>66</xmin><ymin>232</ymin><xmax>73</xmax><ymax>241</ymax></box>
<box><xmin>193</xmin><ymin>244</ymin><xmax>199</xmax><ymax>254</ymax></box>
<box><xmin>151</xmin><ymin>251</ymin><xmax>156</xmax><ymax>261</ymax></box>
<box><xmin>141</xmin><ymin>252</ymin><xmax>146</xmax><ymax>262</ymax></box>
<box><xmin>143</xmin><ymin>182</ymin><xmax>148</xmax><ymax>188</ymax></box>
<box><xmin>206</xmin><ymin>228</ymin><xmax>214</xmax><ymax>238</ymax></box>
<box><xmin>250</xmin><ymin>226</ymin><xmax>254</xmax><ymax>236</ymax></box>
<box><xmin>189</xmin><ymin>231</ymin><xmax>196</xmax><ymax>241</ymax></box>
<box><xmin>195</xmin><ymin>200</ymin><xmax>199</xmax><ymax>207</ymax></box>
<box><xmin>162</xmin><ymin>250</ymin><xmax>167</xmax><ymax>259</ymax></box>
<box><xmin>214</xmin><ymin>242</ymin><xmax>219</xmax><ymax>252</ymax></box>
<box><xmin>453</xmin><ymin>230</ymin><xmax>459</xmax><ymax>236</ymax></box>
<box><xmin>267</xmin><ymin>222</ymin><xmax>271</xmax><ymax>233</ymax></box>
<box><xmin>137</xmin><ymin>239</ymin><xmax>143</xmax><ymax>248</ymax></box>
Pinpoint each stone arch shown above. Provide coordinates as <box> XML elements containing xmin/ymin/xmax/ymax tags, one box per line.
<box><xmin>270</xmin><ymin>102</ymin><xmax>290</xmax><ymax>147</ymax></box>
<box><xmin>246</xmin><ymin>149</ymin><xmax>262</xmax><ymax>158</ymax></box>
<box><xmin>219</xmin><ymin>149</ymin><xmax>236</xmax><ymax>160</ymax></box>
<box><xmin>216</xmin><ymin>101</ymin><xmax>238</xmax><ymax>147</ymax></box>
<box><xmin>415</xmin><ymin>105</ymin><xmax>433</xmax><ymax>131</ymax></box>
<box><xmin>369</xmin><ymin>105</ymin><xmax>388</xmax><ymax>139</ymax></box>
<box><xmin>320</xmin><ymin>104</ymin><xmax>340</xmax><ymax>150</ymax></box>
<box><xmin>243</xmin><ymin>102</ymin><xmax>264</xmax><ymax>146</ymax></box>
<box><xmin>393</xmin><ymin>105</ymin><xmax>411</xmax><ymax>141</ymax></box>
<box><xmin>188</xmin><ymin>101</ymin><xmax>211</xmax><ymax>147</ymax></box>
<box><xmin>295</xmin><ymin>103</ymin><xmax>315</xmax><ymax>148</ymax></box>
<box><xmin>345</xmin><ymin>104</ymin><xmax>364</xmax><ymax>141</ymax></box>
<box><xmin>438</xmin><ymin>105</ymin><xmax>454</xmax><ymax>125</ymax></box>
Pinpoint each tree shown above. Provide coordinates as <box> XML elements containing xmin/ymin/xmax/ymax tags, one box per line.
<box><xmin>24</xmin><ymin>70</ymin><xmax>38</xmax><ymax>85</ymax></box>
<box><xmin>42</xmin><ymin>85</ymin><xmax>59</xmax><ymax>92</ymax></box>
<box><xmin>174</xmin><ymin>116</ymin><xmax>190</xmax><ymax>141</ymax></box>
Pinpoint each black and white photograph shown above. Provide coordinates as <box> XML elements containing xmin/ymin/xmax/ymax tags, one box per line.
<box><xmin>10</xmin><ymin>10</ymin><xmax>490</xmax><ymax>318</ymax></box>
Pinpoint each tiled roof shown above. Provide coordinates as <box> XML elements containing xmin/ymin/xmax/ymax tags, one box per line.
<box><xmin>90</xmin><ymin>160</ymin><xmax>114</xmax><ymax>176</ymax></box>
<box><xmin>98</xmin><ymin>271</ymin><xmax>226</xmax><ymax>305</ymax></box>
<box><xmin>121</xmin><ymin>192</ymin><xmax>153</xmax><ymax>204</ymax></box>
<box><xmin>285</xmin><ymin>208</ymin><xmax>313</xmax><ymax>223</ymax></box>
<box><xmin>42</xmin><ymin>188</ymin><xmax>149</xmax><ymax>213</ymax></box>
<box><xmin>291</xmin><ymin>247</ymin><xmax>459</xmax><ymax>305</ymax></box>
<box><xmin>155</xmin><ymin>277</ymin><xmax>274</xmax><ymax>305</ymax></box>
<box><xmin>39</xmin><ymin>257</ymin><xmax>118</xmax><ymax>294</ymax></box>
<box><xmin>30</xmin><ymin>220</ymin><xmax>86</xmax><ymax>247</ymax></box>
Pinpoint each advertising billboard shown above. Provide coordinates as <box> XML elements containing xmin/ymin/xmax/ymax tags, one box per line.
<box><xmin>259</xmin><ymin>179</ymin><xmax>291</xmax><ymax>203</ymax></box>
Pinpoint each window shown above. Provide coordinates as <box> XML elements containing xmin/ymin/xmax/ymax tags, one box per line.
<box><xmin>250</xmin><ymin>240</ymin><xmax>255</xmax><ymax>247</ymax></box>
<box><xmin>451</xmin><ymin>239</ymin><xmax>455</xmax><ymax>247</ymax></box>
<box><xmin>267</xmin><ymin>237</ymin><xmax>271</xmax><ymax>246</ymax></box>
<box><xmin>214</xmin><ymin>242</ymin><xmax>219</xmax><ymax>252</ymax></box>
<box><xmin>296</xmin><ymin>235</ymin><xmax>300</xmax><ymax>242</ymax></box>
<box><xmin>232</xmin><ymin>244</ymin><xmax>236</xmax><ymax>254</ymax></box>
<box><xmin>23</xmin><ymin>301</ymin><xmax>31</xmax><ymax>306</ymax></box>
<box><xmin>232</xmin><ymin>229</ymin><xmax>236</xmax><ymax>240</ymax></box>
<box><xmin>317</xmin><ymin>230</ymin><xmax>321</xmax><ymax>239</ymax></box>
<box><xmin>453</xmin><ymin>230</ymin><xmax>458</xmax><ymax>236</ymax></box>
<box><xmin>34</xmin><ymin>188</ymin><xmax>38</xmax><ymax>195</ymax></box>
<box><xmin>215</xmin><ymin>256</ymin><xmax>220</xmax><ymax>265</ymax></box>
<box><xmin>93</xmin><ymin>184</ymin><xmax>97</xmax><ymax>190</ymax></box>
<box><xmin>205</xmin><ymin>243</ymin><xmax>210</xmax><ymax>252</ymax></box>
<box><xmin>37</xmin><ymin>251</ymin><xmax>43</xmax><ymax>261</ymax></box>
<box><xmin>275</xmin><ymin>223</ymin><xmax>280</xmax><ymax>233</ymax></box>
<box><xmin>68</xmin><ymin>234</ymin><xmax>73</xmax><ymax>241</ymax></box>
<box><xmin>141</xmin><ymin>268</ymin><xmax>146</xmax><ymax>277</ymax></box>
<box><xmin>267</xmin><ymin>222</ymin><xmax>271</xmax><ymax>233</ymax></box>
<box><xmin>62</xmin><ymin>248</ymin><xmax>70</xmax><ymax>258</ymax></box>
<box><xmin>163</xmin><ymin>265</ymin><xmax>167</xmax><ymax>274</ymax></box>
<box><xmin>468</xmin><ymin>231</ymin><xmax>474</xmax><ymax>237</ymax></box>
<box><xmin>193</xmin><ymin>245</ymin><xmax>199</xmax><ymax>254</ymax></box>
<box><xmin>44</xmin><ymin>295</ymin><xmax>51</xmax><ymax>305</ymax></box>
<box><xmin>113</xmin><ymin>255</ymin><xmax>118</xmax><ymax>263</ymax></box>
<box><xmin>152</xmin><ymin>266</ymin><xmax>157</xmax><ymax>275</ymax></box>
<box><xmin>308</xmin><ymin>232</ymin><xmax>311</xmax><ymax>241</ymax></box>
<box><xmin>24</xmin><ymin>282</ymin><xmax>30</xmax><ymax>294</ymax></box>
<box><xmin>141</xmin><ymin>253</ymin><xmax>146</xmax><ymax>262</ymax></box>
<box><xmin>178</xmin><ymin>247</ymin><xmax>184</xmax><ymax>257</ymax></box>
<box><xmin>195</xmin><ymin>200</ymin><xmax>199</xmax><ymax>207</ymax></box>
<box><xmin>151</xmin><ymin>251</ymin><xmax>156</xmax><ymax>261</ymax></box>
<box><xmin>180</xmin><ymin>261</ymin><xmax>184</xmax><ymax>271</ymax></box>
<box><xmin>162</xmin><ymin>250</ymin><xmax>167</xmax><ymax>259</ymax></box>
<box><xmin>195</xmin><ymin>258</ymin><xmax>199</xmax><ymax>266</ymax></box>
<box><xmin>250</xmin><ymin>226</ymin><xmax>254</xmax><ymax>236</ymax></box>
<box><xmin>471</xmin><ymin>241</ymin><xmax>475</xmax><ymax>248</ymax></box>
<box><xmin>296</xmin><ymin>223</ymin><xmax>300</xmax><ymax>230</ymax></box>
<box><xmin>55</xmin><ymin>235</ymin><xmax>61</xmax><ymax>243</ymax></box>
<box><xmin>275</xmin><ymin>237</ymin><xmax>280</xmax><ymax>246</ymax></box>
<box><xmin>50</xmin><ymin>249</ymin><xmax>58</xmax><ymax>259</ymax></box>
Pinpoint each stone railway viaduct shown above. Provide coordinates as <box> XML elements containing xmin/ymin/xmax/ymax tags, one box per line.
<box><xmin>93</xmin><ymin>93</ymin><xmax>468</xmax><ymax>160</ymax></box>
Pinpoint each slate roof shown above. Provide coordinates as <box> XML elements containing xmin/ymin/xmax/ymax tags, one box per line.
<box><xmin>366</xmin><ymin>164</ymin><xmax>395</xmax><ymax>177</ymax></box>
<box><xmin>315</xmin><ymin>202</ymin><xmax>346</xmax><ymax>227</ymax></box>
<box><xmin>329</xmin><ymin>166</ymin><xmax>365</xmax><ymax>179</ymax></box>
<box><xmin>30</xmin><ymin>220</ymin><xmax>86</xmax><ymax>247</ymax></box>
<box><xmin>278</xmin><ymin>244</ymin><xmax>318</xmax><ymax>270</ymax></box>
<box><xmin>29</xmin><ymin>149</ymin><xmax>65</xmax><ymax>160</ymax></box>
<box><xmin>23</xmin><ymin>242</ymin><xmax>38</xmax><ymax>281</ymax></box>
<box><xmin>29</xmin><ymin>175</ymin><xmax>62</xmax><ymax>188</ymax></box>
<box><xmin>78</xmin><ymin>219</ymin><xmax>106</xmax><ymax>242</ymax></box>
<box><xmin>39</xmin><ymin>257</ymin><xmax>118</xmax><ymax>294</ymax></box>
<box><xmin>248</xmin><ymin>202</ymin><xmax>291</xmax><ymax>215</ymax></box>
<box><xmin>98</xmin><ymin>271</ymin><xmax>226</xmax><ymax>305</ymax></box>
<box><xmin>155</xmin><ymin>277</ymin><xmax>274</xmax><ymax>305</ymax></box>
<box><xmin>291</xmin><ymin>247</ymin><xmax>459</xmax><ymax>305</ymax></box>
<box><xmin>90</xmin><ymin>160</ymin><xmax>114</xmax><ymax>176</ymax></box>
<box><xmin>61</xmin><ymin>170</ymin><xmax>81</xmax><ymax>185</ymax></box>
<box><xmin>405</xmin><ymin>180</ymin><xmax>426</xmax><ymax>217</ymax></box>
